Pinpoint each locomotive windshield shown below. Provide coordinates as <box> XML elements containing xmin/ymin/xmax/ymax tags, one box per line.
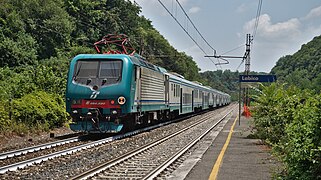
<box><xmin>73</xmin><ymin>59</ymin><xmax>122</xmax><ymax>86</ymax></box>
<box><xmin>75</xmin><ymin>61</ymin><xmax>99</xmax><ymax>78</ymax></box>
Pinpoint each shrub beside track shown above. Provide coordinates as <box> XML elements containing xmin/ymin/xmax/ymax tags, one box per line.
<box><xmin>252</xmin><ymin>83</ymin><xmax>321</xmax><ymax>179</ymax></box>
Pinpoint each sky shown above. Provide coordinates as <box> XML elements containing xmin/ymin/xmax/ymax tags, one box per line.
<box><xmin>131</xmin><ymin>0</ymin><xmax>321</xmax><ymax>72</ymax></box>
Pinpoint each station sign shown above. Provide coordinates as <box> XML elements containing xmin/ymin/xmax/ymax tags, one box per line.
<box><xmin>239</xmin><ymin>75</ymin><xmax>277</xmax><ymax>83</ymax></box>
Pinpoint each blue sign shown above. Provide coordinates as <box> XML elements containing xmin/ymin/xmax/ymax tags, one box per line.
<box><xmin>239</xmin><ymin>75</ymin><xmax>277</xmax><ymax>83</ymax></box>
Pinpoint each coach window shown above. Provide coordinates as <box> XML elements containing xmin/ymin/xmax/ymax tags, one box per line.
<box><xmin>174</xmin><ymin>84</ymin><xmax>176</xmax><ymax>97</ymax></box>
<box><xmin>176</xmin><ymin>85</ymin><xmax>180</xmax><ymax>96</ymax></box>
<box><xmin>175</xmin><ymin>85</ymin><xmax>178</xmax><ymax>97</ymax></box>
<box><xmin>177</xmin><ymin>85</ymin><xmax>180</xmax><ymax>96</ymax></box>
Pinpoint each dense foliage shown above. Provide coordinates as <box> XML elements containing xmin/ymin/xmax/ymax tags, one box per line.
<box><xmin>0</xmin><ymin>62</ymin><xmax>69</xmax><ymax>133</ymax></box>
<box><xmin>271</xmin><ymin>35</ymin><xmax>321</xmax><ymax>92</ymax></box>
<box><xmin>253</xmin><ymin>83</ymin><xmax>321</xmax><ymax>179</ymax></box>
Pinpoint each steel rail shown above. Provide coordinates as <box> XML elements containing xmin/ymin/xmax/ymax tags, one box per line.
<box><xmin>0</xmin><ymin>136</ymin><xmax>80</xmax><ymax>160</ymax></box>
<box><xmin>71</xmin><ymin>107</ymin><xmax>234</xmax><ymax>180</ymax></box>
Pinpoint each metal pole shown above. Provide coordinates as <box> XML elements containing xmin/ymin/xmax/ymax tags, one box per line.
<box><xmin>244</xmin><ymin>34</ymin><xmax>252</xmax><ymax>107</ymax></box>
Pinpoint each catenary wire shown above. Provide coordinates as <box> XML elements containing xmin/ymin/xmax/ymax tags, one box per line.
<box><xmin>252</xmin><ymin>0</ymin><xmax>262</xmax><ymax>39</ymax></box>
<box><xmin>175</xmin><ymin>0</ymin><xmax>216</xmax><ymax>52</ymax></box>
<box><xmin>221</xmin><ymin>43</ymin><xmax>244</xmax><ymax>55</ymax></box>
<box><xmin>175</xmin><ymin>0</ymin><xmax>221</xmax><ymax>68</ymax></box>
<box><xmin>157</xmin><ymin>0</ymin><xmax>220</xmax><ymax>69</ymax></box>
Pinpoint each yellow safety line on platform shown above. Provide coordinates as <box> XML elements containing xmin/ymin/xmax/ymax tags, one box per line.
<box><xmin>208</xmin><ymin>116</ymin><xmax>238</xmax><ymax>180</ymax></box>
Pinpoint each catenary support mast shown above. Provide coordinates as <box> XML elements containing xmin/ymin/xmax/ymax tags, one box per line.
<box><xmin>205</xmin><ymin>34</ymin><xmax>253</xmax><ymax>125</ymax></box>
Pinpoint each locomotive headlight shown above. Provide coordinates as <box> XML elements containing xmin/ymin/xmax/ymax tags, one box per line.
<box><xmin>72</xmin><ymin>110</ymin><xmax>78</xmax><ymax>114</ymax></box>
<box><xmin>118</xmin><ymin>96</ymin><xmax>126</xmax><ymax>105</ymax></box>
<box><xmin>92</xmin><ymin>85</ymin><xmax>99</xmax><ymax>91</ymax></box>
<box><xmin>72</xmin><ymin>99</ymin><xmax>82</xmax><ymax>105</ymax></box>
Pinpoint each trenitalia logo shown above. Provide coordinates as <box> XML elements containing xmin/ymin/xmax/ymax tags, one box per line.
<box><xmin>90</xmin><ymin>91</ymin><xmax>100</xmax><ymax>99</ymax></box>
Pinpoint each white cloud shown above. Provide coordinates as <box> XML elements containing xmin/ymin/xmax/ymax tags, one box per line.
<box><xmin>242</xmin><ymin>10</ymin><xmax>321</xmax><ymax>72</ymax></box>
<box><xmin>243</xmin><ymin>14</ymin><xmax>301</xmax><ymax>41</ymax></box>
<box><xmin>242</xmin><ymin>14</ymin><xmax>305</xmax><ymax>72</ymax></box>
<box><xmin>189</xmin><ymin>6</ymin><xmax>200</xmax><ymax>14</ymax></box>
<box><xmin>305</xmin><ymin>5</ymin><xmax>321</xmax><ymax>19</ymax></box>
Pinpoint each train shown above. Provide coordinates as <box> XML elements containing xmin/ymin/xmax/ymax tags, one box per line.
<box><xmin>65</xmin><ymin>35</ymin><xmax>231</xmax><ymax>133</ymax></box>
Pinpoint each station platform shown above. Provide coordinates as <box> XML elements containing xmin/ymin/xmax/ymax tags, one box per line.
<box><xmin>169</xmin><ymin>112</ymin><xmax>281</xmax><ymax>180</ymax></box>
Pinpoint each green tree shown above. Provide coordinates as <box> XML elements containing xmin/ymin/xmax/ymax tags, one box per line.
<box><xmin>271</xmin><ymin>35</ymin><xmax>321</xmax><ymax>92</ymax></box>
<box><xmin>0</xmin><ymin>0</ymin><xmax>74</xmax><ymax>60</ymax></box>
<box><xmin>0</xmin><ymin>31</ymin><xmax>37</xmax><ymax>67</ymax></box>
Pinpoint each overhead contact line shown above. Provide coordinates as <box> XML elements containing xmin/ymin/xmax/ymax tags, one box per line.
<box><xmin>175</xmin><ymin>0</ymin><xmax>216</xmax><ymax>52</ymax></box>
<box><xmin>157</xmin><ymin>0</ymin><xmax>221</xmax><ymax>69</ymax></box>
<box><xmin>252</xmin><ymin>0</ymin><xmax>263</xmax><ymax>39</ymax></box>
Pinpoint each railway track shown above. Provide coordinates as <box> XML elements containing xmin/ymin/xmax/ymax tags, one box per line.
<box><xmin>0</xmin><ymin>109</ymin><xmax>202</xmax><ymax>174</ymax></box>
<box><xmin>0</xmin><ymin>135</ymin><xmax>119</xmax><ymax>174</ymax></box>
<box><xmin>72</xmin><ymin>107</ymin><xmax>234</xmax><ymax>179</ymax></box>
<box><xmin>0</xmin><ymin>136</ymin><xmax>80</xmax><ymax>160</ymax></box>
<box><xmin>0</xmin><ymin>104</ymin><xmax>234</xmax><ymax>179</ymax></box>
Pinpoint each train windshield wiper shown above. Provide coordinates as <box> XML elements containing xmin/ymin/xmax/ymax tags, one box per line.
<box><xmin>73</xmin><ymin>63</ymin><xmax>82</xmax><ymax>80</ymax></box>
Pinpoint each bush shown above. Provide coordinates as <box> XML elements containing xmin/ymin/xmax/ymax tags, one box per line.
<box><xmin>281</xmin><ymin>96</ymin><xmax>321</xmax><ymax>179</ymax></box>
<box><xmin>0</xmin><ymin>100</ymin><xmax>10</xmax><ymax>131</ymax></box>
<box><xmin>12</xmin><ymin>91</ymin><xmax>69</xmax><ymax>130</ymax></box>
<box><xmin>0</xmin><ymin>65</ymin><xmax>69</xmax><ymax>135</ymax></box>
<box><xmin>252</xmin><ymin>83</ymin><xmax>297</xmax><ymax>144</ymax></box>
<box><xmin>252</xmin><ymin>83</ymin><xmax>321</xmax><ymax>179</ymax></box>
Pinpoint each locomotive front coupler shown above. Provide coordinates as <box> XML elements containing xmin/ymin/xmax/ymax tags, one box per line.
<box><xmin>87</xmin><ymin>108</ymin><xmax>100</xmax><ymax>130</ymax></box>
